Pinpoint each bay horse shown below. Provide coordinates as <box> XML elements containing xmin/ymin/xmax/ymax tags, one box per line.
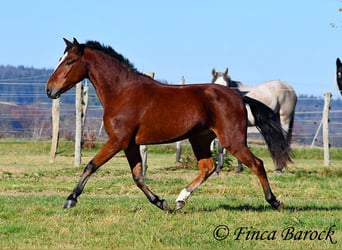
<box><xmin>46</xmin><ymin>38</ymin><xmax>291</xmax><ymax>211</ymax></box>
<box><xmin>337</xmin><ymin>58</ymin><xmax>342</xmax><ymax>94</ymax></box>
<box><xmin>212</xmin><ymin>68</ymin><xmax>296</xmax><ymax>173</ymax></box>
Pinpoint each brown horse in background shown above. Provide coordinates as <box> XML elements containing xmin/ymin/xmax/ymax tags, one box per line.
<box><xmin>46</xmin><ymin>38</ymin><xmax>291</xmax><ymax>211</ymax></box>
<box><xmin>337</xmin><ymin>58</ymin><xmax>342</xmax><ymax>94</ymax></box>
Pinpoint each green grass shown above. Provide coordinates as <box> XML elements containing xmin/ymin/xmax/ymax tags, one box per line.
<box><xmin>0</xmin><ymin>140</ymin><xmax>341</xmax><ymax>249</ymax></box>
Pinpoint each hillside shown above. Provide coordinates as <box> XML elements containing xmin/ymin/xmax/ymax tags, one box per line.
<box><xmin>0</xmin><ymin>65</ymin><xmax>53</xmax><ymax>82</ymax></box>
<box><xmin>0</xmin><ymin>65</ymin><xmax>53</xmax><ymax>104</ymax></box>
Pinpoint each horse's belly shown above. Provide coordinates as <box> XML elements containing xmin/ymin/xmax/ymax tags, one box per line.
<box><xmin>135</xmin><ymin>116</ymin><xmax>205</xmax><ymax>144</ymax></box>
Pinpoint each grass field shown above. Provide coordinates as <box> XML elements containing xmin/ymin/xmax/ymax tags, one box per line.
<box><xmin>0</xmin><ymin>140</ymin><xmax>341</xmax><ymax>249</ymax></box>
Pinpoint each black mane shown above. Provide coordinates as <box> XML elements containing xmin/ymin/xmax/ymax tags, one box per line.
<box><xmin>85</xmin><ymin>40</ymin><xmax>137</xmax><ymax>72</ymax></box>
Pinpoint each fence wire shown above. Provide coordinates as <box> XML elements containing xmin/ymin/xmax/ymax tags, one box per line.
<box><xmin>1</xmin><ymin>81</ymin><xmax>342</xmax><ymax>147</ymax></box>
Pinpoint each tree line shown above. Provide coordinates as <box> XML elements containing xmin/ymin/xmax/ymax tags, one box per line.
<box><xmin>0</xmin><ymin>65</ymin><xmax>53</xmax><ymax>82</ymax></box>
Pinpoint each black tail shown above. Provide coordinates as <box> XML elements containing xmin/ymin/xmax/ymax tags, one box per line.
<box><xmin>243</xmin><ymin>96</ymin><xmax>292</xmax><ymax>169</ymax></box>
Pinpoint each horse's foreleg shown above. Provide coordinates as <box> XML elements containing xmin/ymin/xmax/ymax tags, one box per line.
<box><xmin>64</xmin><ymin>139</ymin><xmax>119</xmax><ymax>209</ymax></box>
<box><xmin>125</xmin><ymin>143</ymin><xmax>170</xmax><ymax>211</ymax></box>
<box><xmin>140</xmin><ymin>145</ymin><xmax>148</xmax><ymax>177</ymax></box>
<box><xmin>64</xmin><ymin>161</ymin><xmax>95</xmax><ymax>208</ymax></box>
<box><xmin>236</xmin><ymin>160</ymin><xmax>244</xmax><ymax>173</ymax></box>
<box><xmin>214</xmin><ymin>140</ymin><xmax>224</xmax><ymax>174</ymax></box>
<box><xmin>175</xmin><ymin>141</ymin><xmax>182</xmax><ymax>163</ymax></box>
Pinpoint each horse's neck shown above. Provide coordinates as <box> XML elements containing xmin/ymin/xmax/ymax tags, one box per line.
<box><xmin>229</xmin><ymin>80</ymin><xmax>243</xmax><ymax>90</ymax></box>
<box><xmin>229</xmin><ymin>81</ymin><xmax>253</xmax><ymax>96</ymax></box>
<box><xmin>85</xmin><ymin>50</ymin><xmax>144</xmax><ymax>104</ymax></box>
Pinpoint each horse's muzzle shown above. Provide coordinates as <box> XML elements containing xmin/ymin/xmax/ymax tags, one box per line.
<box><xmin>46</xmin><ymin>86</ymin><xmax>61</xmax><ymax>99</ymax></box>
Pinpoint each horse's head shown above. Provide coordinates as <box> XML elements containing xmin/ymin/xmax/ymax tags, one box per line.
<box><xmin>211</xmin><ymin>68</ymin><xmax>230</xmax><ymax>86</ymax></box>
<box><xmin>337</xmin><ymin>58</ymin><xmax>342</xmax><ymax>95</ymax></box>
<box><xmin>46</xmin><ymin>38</ymin><xmax>87</xmax><ymax>99</ymax></box>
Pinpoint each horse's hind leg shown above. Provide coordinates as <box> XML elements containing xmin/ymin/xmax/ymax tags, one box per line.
<box><xmin>231</xmin><ymin>145</ymin><xmax>283</xmax><ymax>209</ymax></box>
<box><xmin>174</xmin><ymin>134</ymin><xmax>216</xmax><ymax>211</ymax></box>
<box><xmin>218</xmin><ymin>127</ymin><xmax>282</xmax><ymax>209</ymax></box>
<box><xmin>125</xmin><ymin>142</ymin><xmax>169</xmax><ymax>211</ymax></box>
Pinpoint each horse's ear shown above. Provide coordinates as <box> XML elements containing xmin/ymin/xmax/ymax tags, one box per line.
<box><xmin>212</xmin><ymin>68</ymin><xmax>216</xmax><ymax>76</ymax></box>
<box><xmin>223</xmin><ymin>68</ymin><xmax>228</xmax><ymax>76</ymax></box>
<box><xmin>73</xmin><ymin>37</ymin><xmax>80</xmax><ymax>47</ymax></box>
<box><xmin>63</xmin><ymin>38</ymin><xmax>73</xmax><ymax>47</ymax></box>
<box><xmin>74</xmin><ymin>37</ymin><xmax>80</xmax><ymax>46</ymax></box>
<box><xmin>72</xmin><ymin>38</ymin><xmax>84</xmax><ymax>55</ymax></box>
<box><xmin>337</xmin><ymin>58</ymin><xmax>342</xmax><ymax>67</ymax></box>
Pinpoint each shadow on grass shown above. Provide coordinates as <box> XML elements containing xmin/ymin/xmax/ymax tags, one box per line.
<box><xmin>198</xmin><ymin>203</ymin><xmax>342</xmax><ymax>212</ymax></box>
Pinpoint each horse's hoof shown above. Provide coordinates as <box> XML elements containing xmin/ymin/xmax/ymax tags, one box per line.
<box><xmin>211</xmin><ymin>172</ymin><xmax>220</xmax><ymax>177</ymax></box>
<box><xmin>156</xmin><ymin>199</ymin><xmax>170</xmax><ymax>211</ymax></box>
<box><xmin>161</xmin><ymin>200</ymin><xmax>170</xmax><ymax>211</ymax></box>
<box><xmin>270</xmin><ymin>199</ymin><xmax>284</xmax><ymax>210</ymax></box>
<box><xmin>236</xmin><ymin>168</ymin><xmax>243</xmax><ymax>173</ymax></box>
<box><xmin>174</xmin><ymin>201</ymin><xmax>186</xmax><ymax>211</ymax></box>
<box><xmin>277</xmin><ymin>201</ymin><xmax>284</xmax><ymax>211</ymax></box>
<box><xmin>64</xmin><ymin>199</ymin><xmax>77</xmax><ymax>209</ymax></box>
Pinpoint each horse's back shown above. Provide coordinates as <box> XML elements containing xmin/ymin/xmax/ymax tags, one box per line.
<box><xmin>240</xmin><ymin>80</ymin><xmax>295</xmax><ymax>96</ymax></box>
<box><xmin>134</xmin><ymin>82</ymin><xmax>245</xmax><ymax>144</ymax></box>
<box><xmin>240</xmin><ymin>80</ymin><xmax>296</xmax><ymax>113</ymax></box>
<box><xmin>154</xmin><ymin>83</ymin><xmax>245</xmax><ymax>121</ymax></box>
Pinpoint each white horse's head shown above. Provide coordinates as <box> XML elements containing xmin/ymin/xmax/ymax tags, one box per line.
<box><xmin>211</xmin><ymin>68</ymin><xmax>230</xmax><ymax>86</ymax></box>
<box><xmin>211</xmin><ymin>68</ymin><xmax>242</xmax><ymax>90</ymax></box>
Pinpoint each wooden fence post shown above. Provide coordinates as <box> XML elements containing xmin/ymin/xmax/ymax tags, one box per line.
<box><xmin>49</xmin><ymin>98</ymin><xmax>60</xmax><ymax>163</ymax></box>
<box><xmin>74</xmin><ymin>82</ymin><xmax>83</xmax><ymax>166</ymax></box>
<box><xmin>175</xmin><ymin>76</ymin><xmax>185</xmax><ymax>163</ymax></box>
<box><xmin>82</xmin><ymin>80</ymin><xmax>89</xmax><ymax>126</ymax></box>
<box><xmin>322</xmin><ymin>92</ymin><xmax>331</xmax><ymax>166</ymax></box>
<box><xmin>140</xmin><ymin>72</ymin><xmax>155</xmax><ymax>176</ymax></box>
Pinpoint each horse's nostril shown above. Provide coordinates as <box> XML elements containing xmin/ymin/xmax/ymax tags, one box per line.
<box><xmin>46</xmin><ymin>86</ymin><xmax>55</xmax><ymax>98</ymax></box>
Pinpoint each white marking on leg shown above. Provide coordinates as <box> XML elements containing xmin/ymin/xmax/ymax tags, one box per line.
<box><xmin>176</xmin><ymin>188</ymin><xmax>191</xmax><ymax>202</ymax></box>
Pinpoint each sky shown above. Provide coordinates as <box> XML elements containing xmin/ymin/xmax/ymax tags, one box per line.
<box><xmin>0</xmin><ymin>0</ymin><xmax>341</xmax><ymax>97</ymax></box>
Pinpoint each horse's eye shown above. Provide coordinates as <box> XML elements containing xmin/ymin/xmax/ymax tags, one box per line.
<box><xmin>65</xmin><ymin>59</ymin><xmax>76</xmax><ymax>66</ymax></box>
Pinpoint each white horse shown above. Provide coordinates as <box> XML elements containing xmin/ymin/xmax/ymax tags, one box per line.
<box><xmin>212</xmin><ymin>68</ymin><xmax>297</xmax><ymax>172</ymax></box>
